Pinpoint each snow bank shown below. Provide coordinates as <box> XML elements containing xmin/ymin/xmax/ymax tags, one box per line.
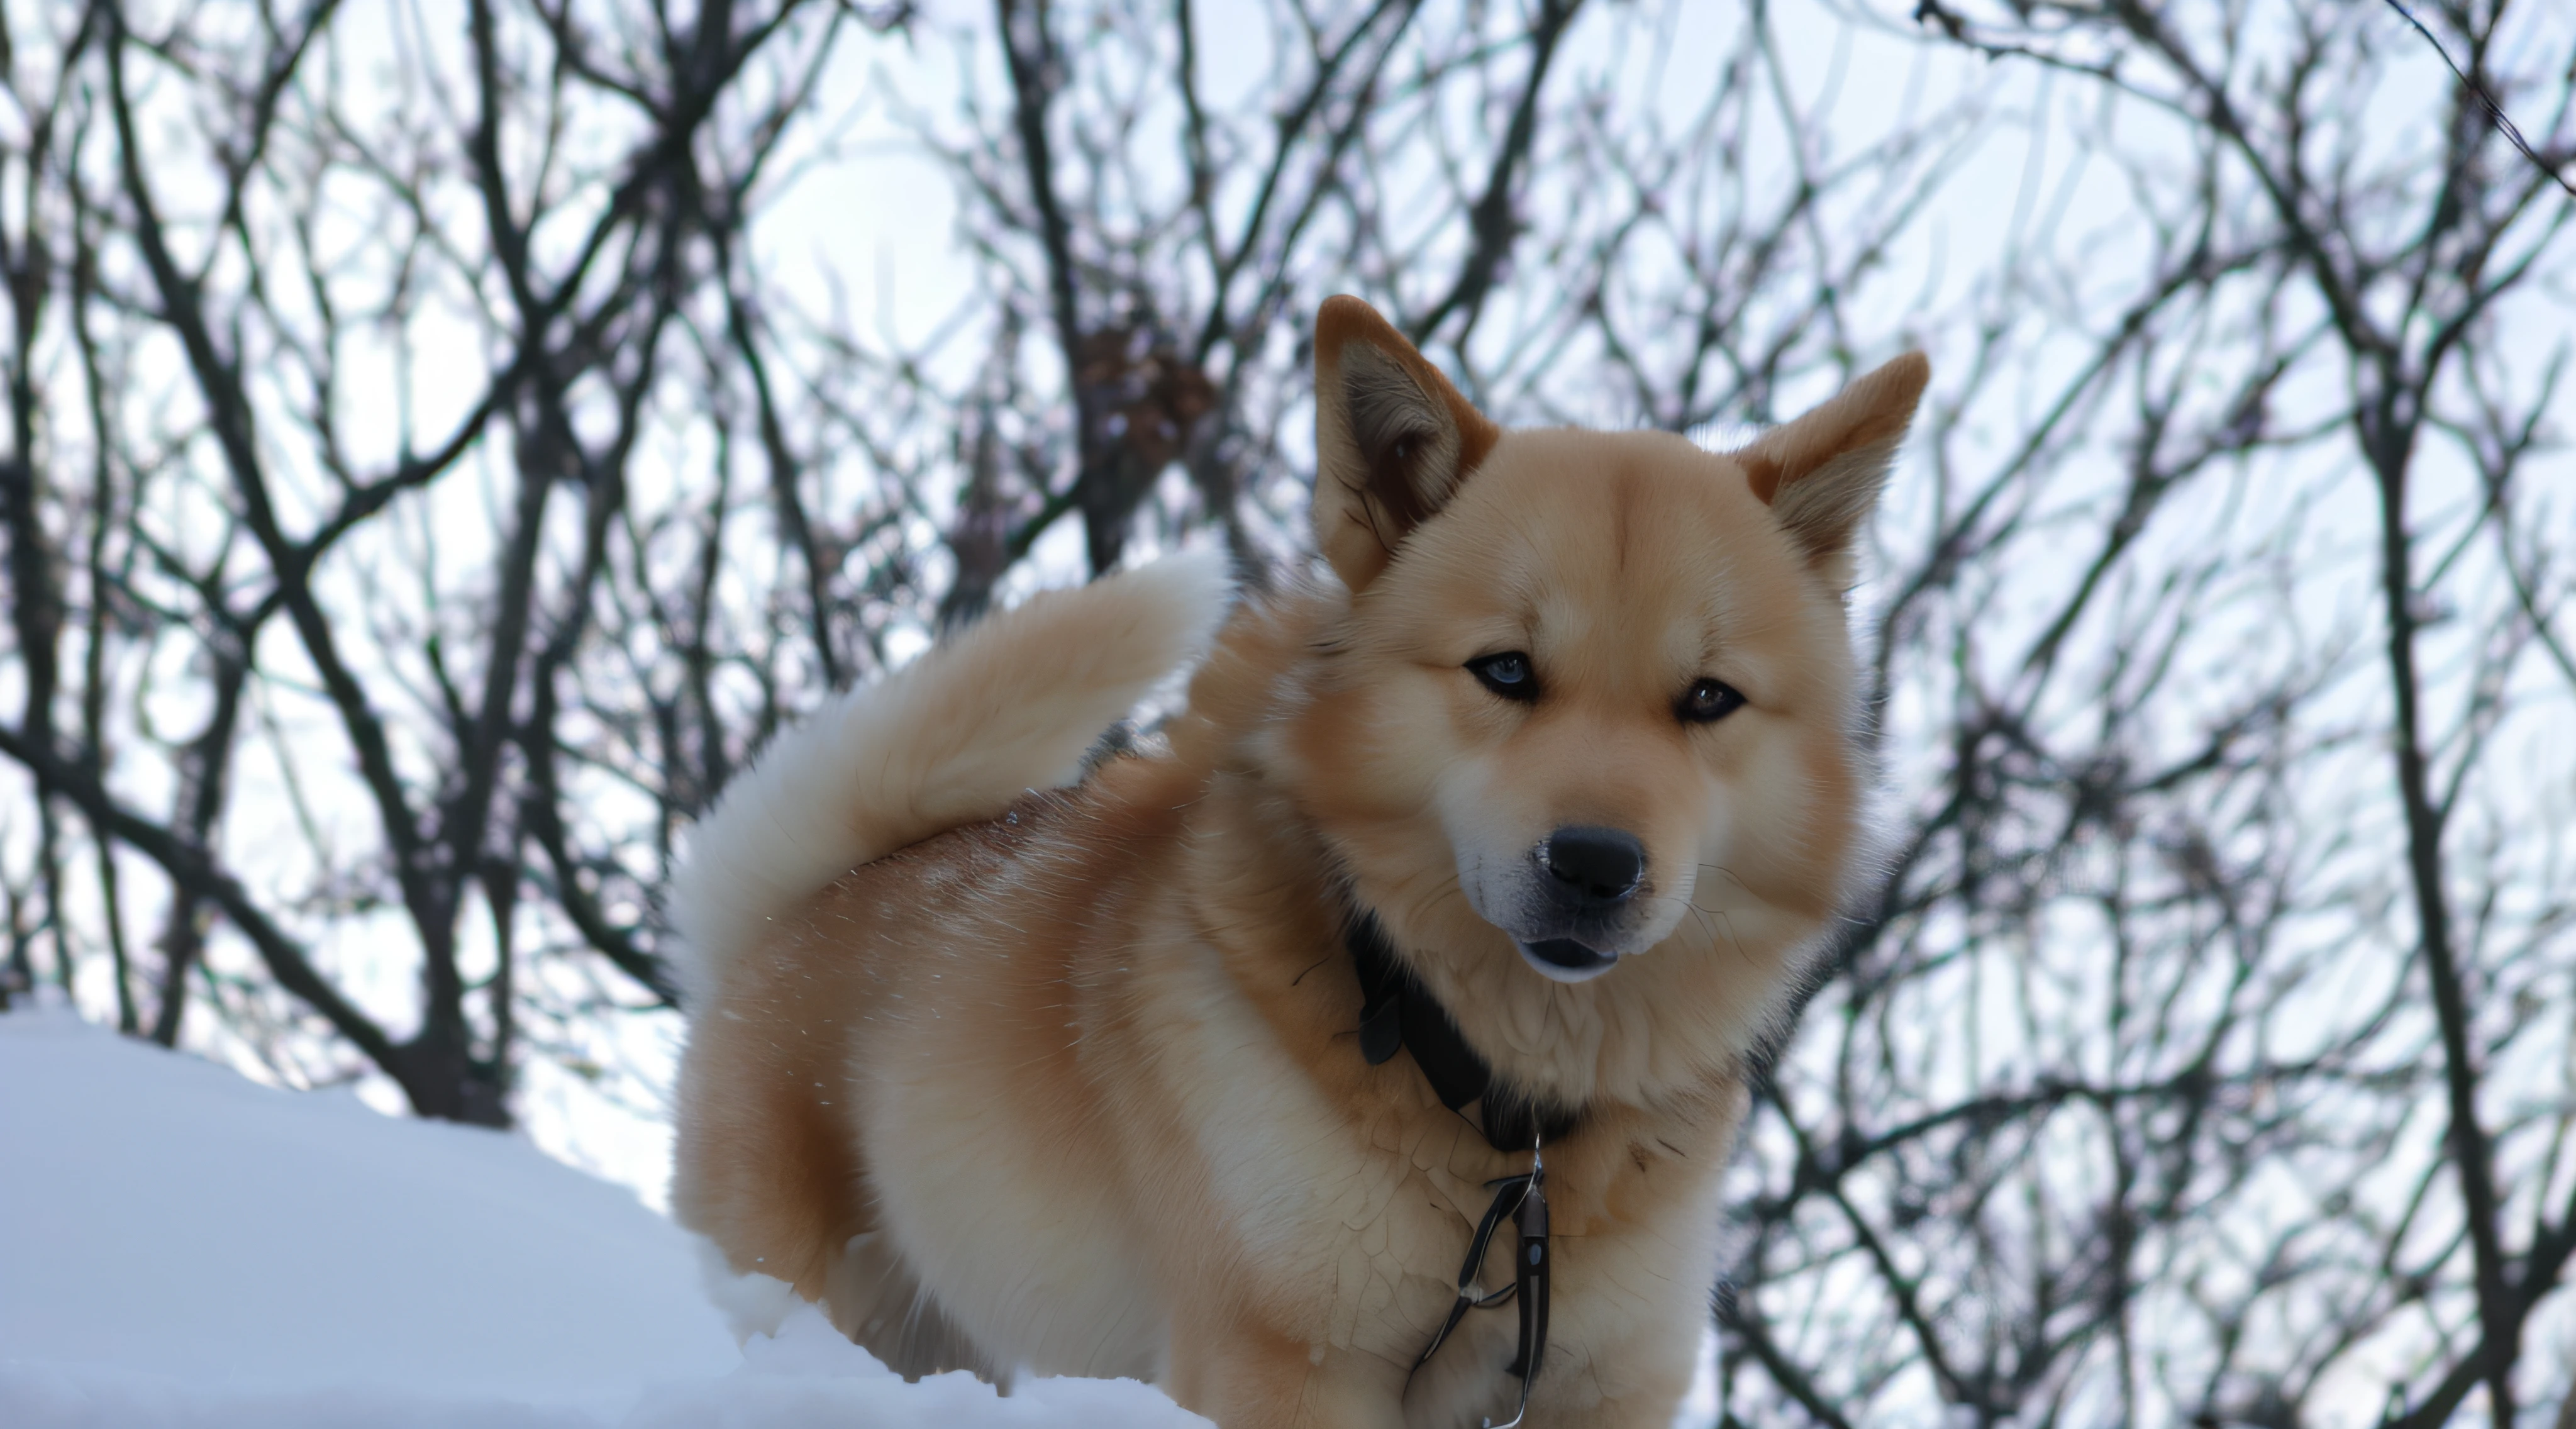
<box><xmin>0</xmin><ymin>1008</ymin><xmax>1204</xmax><ymax>1427</ymax></box>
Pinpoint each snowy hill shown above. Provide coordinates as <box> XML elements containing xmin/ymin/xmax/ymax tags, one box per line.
<box><xmin>0</xmin><ymin>1008</ymin><xmax>1204</xmax><ymax>1427</ymax></box>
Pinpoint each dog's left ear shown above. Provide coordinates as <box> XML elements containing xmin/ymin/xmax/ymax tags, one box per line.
<box><xmin>1309</xmin><ymin>296</ymin><xmax>1501</xmax><ymax>592</ymax></box>
<box><xmin>1735</xmin><ymin>352</ymin><xmax>1930</xmax><ymax>585</ymax></box>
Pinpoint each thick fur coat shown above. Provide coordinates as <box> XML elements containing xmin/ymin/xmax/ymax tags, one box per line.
<box><xmin>670</xmin><ymin>296</ymin><xmax>1928</xmax><ymax>1428</ymax></box>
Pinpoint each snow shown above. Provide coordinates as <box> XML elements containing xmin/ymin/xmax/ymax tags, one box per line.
<box><xmin>0</xmin><ymin>1007</ymin><xmax>1206</xmax><ymax>1427</ymax></box>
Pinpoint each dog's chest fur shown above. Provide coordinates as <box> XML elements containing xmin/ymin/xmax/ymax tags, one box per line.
<box><xmin>815</xmin><ymin>684</ymin><xmax>1745</xmax><ymax>1423</ymax></box>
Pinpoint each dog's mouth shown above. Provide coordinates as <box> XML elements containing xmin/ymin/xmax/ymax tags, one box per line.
<box><xmin>1518</xmin><ymin>937</ymin><xmax>1619</xmax><ymax>983</ymax></box>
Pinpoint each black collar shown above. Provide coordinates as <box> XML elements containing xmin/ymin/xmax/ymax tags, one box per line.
<box><xmin>1346</xmin><ymin>911</ymin><xmax>1581</xmax><ymax>1153</ymax></box>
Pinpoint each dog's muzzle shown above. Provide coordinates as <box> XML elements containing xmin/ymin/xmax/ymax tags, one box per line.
<box><xmin>1514</xmin><ymin>826</ymin><xmax>1645</xmax><ymax>982</ymax></box>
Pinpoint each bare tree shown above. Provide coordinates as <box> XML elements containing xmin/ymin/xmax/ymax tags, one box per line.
<box><xmin>0</xmin><ymin>0</ymin><xmax>903</xmax><ymax>1120</ymax></box>
<box><xmin>3</xmin><ymin>1</ymin><xmax>2571</xmax><ymax>1424</ymax></box>
<box><xmin>1706</xmin><ymin>2</ymin><xmax>2576</xmax><ymax>1425</ymax></box>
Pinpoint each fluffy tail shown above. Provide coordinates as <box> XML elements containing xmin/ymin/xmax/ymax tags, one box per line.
<box><xmin>670</xmin><ymin>550</ymin><xmax>1232</xmax><ymax>1008</ymax></box>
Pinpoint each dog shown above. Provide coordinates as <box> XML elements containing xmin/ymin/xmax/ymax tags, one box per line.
<box><xmin>670</xmin><ymin>295</ymin><xmax>1928</xmax><ymax>1427</ymax></box>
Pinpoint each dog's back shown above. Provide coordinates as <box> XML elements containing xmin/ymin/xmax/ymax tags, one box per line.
<box><xmin>669</xmin><ymin>552</ymin><xmax>1228</xmax><ymax>1374</ymax></box>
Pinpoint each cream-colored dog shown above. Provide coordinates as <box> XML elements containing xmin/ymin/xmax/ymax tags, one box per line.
<box><xmin>671</xmin><ymin>296</ymin><xmax>1927</xmax><ymax>1427</ymax></box>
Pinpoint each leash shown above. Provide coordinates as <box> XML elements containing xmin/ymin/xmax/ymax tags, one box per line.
<box><xmin>1347</xmin><ymin>913</ymin><xmax>1569</xmax><ymax>1426</ymax></box>
<box><xmin>1409</xmin><ymin>1137</ymin><xmax>1550</xmax><ymax>1429</ymax></box>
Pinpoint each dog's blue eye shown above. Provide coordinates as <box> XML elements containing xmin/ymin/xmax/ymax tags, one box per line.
<box><xmin>1680</xmin><ymin>679</ymin><xmax>1745</xmax><ymax>723</ymax></box>
<box><xmin>1468</xmin><ymin>652</ymin><xmax>1537</xmax><ymax>701</ymax></box>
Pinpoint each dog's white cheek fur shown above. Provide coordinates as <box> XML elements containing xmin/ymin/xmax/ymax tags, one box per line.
<box><xmin>1723</xmin><ymin>717</ymin><xmax>1834</xmax><ymax>918</ymax></box>
<box><xmin>1433</xmin><ymin>755</ymin><xmax>1526</xmax><ymax>938</ymax></box>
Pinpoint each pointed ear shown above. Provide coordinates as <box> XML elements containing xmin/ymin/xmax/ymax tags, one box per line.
<box><xmin>1309</xmin><ymin>296</ymin><xmax>1501</xmax><ymax>592</ymax></box>
<box><xmin>1734</xmin><ymin>352</ymin><xmax>1929</xmax><ymax>584</ymax></box>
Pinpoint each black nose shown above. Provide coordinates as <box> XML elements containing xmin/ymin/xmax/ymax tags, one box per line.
<box><xmin>1540</xmin><ymin>826</ymin><xmax>1645</xmax><ymax>906</ymax></box>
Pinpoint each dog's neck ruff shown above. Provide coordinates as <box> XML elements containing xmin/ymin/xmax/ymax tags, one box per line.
<box><xmin>1344</xmin><ymin>911</ymin><xmax>1580</xmax><ymax>1154</ymax></box>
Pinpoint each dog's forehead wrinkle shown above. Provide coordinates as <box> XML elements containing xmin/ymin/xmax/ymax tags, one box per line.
<box><xmin>1611</xmin><ymin>463</ymin><xmax>1644</xmax><ymax>574</ymax></box>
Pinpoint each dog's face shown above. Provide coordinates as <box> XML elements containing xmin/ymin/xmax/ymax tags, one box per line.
<box><xmin>1285</xmin><ymin>297</ymin><xmax>1927</xmax><ymax>1003</ymax></box>
<box><xmin>1337</xmin><ymin>427</ymin><xmax>1870</xmax><ymax>984</ymax></box>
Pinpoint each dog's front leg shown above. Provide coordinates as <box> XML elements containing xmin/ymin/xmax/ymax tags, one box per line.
<box><xmin>1162</xmin><ymin>1314</ymin><xmax>1409</xmax><ymax>1429</ymax></box>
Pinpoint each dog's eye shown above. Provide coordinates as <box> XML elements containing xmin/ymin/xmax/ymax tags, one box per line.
<box><xmin>1467</xmin><ymin>652</ymin><xmax>1538</xmax><ymax>701</ymax></box>
<box><xmin>1680</xmin><ymin>678</ymin><xmax>1745</xmax><ymax>723</ymax></box>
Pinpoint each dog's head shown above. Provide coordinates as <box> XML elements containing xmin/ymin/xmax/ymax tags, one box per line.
<box><xmin>1283</xmin><ymin>296</ymin><xmax>1925</xmax><ymax>1027</ymax></box>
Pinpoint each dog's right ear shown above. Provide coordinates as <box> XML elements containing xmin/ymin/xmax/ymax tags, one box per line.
<box><xmin>1309</xmin><ymin>296</ymin><xmax>1500</xmax><ymax>592</ymax></box>
<box><xmin>1735</xmin><ymin>352</ymin><xmax>1929</xmax><ymax>588</ymax></box>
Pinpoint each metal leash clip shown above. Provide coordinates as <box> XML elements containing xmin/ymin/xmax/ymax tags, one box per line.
<box><xmin>1409</xmin><ymin>1137</ymin><xmax>1550</xmax><ymax>1429</ymax></box>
